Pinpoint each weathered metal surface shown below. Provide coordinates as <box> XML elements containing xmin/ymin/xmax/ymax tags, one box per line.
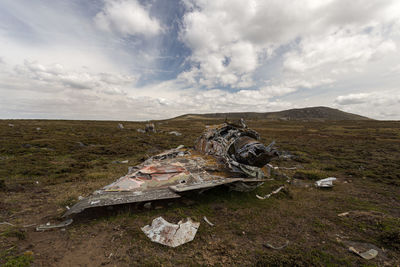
<box><xmin>64</xmin><ymin>122</ymin><xmax>279</xmax><ymax>217</ymax></box>
<box><xmin>141</xmin><ymin>217</ymin><xmax>200</xmax><ymax>247</ymax></box>
<box><xmin>63</xmin><ymin>188</ymin><xmax>181</xmax><ymax>217</ymax></box>
<box><xmin>36</xmin><ymin>219</ymin><xmax>73</xmax><ymax>231</ymax></box>
<box><xmin>315</xmin><ymin>177</ymin><xmax>337</xmax><ymax>188</ymax></box>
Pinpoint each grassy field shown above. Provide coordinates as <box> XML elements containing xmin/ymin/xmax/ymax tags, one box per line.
<box><xmin>0</xmin><ymin>118</ymin><xmax>399</xmax><ymax>266</ymax></box>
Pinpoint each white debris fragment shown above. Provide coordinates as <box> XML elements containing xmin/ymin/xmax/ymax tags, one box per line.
<box><xmin>78</xmin><ymin>196</ymin><xmax>84</xmax><ymax>200</ymax></box>
<box><xmin>8</xmin><ymin>123</ymin><xmax>14</xmax><ymax>127</ymax></box>
<box><xmin>315</xmin><ymin>177</ymin><xmax>337</xmax><ymax>188</ymax></box>
<box><xmin>169</xmin><ymin>131</ymin><xmax>182</xmax><ymax>136</ymax></box>
<box><xmin>338</xmin><ymin>212</ymin><xmax>350</xmax><ymax>217</ymax></box>
<box><xmin>143</xmin><ymin>202</ymin><xmax>152</xmax><ymax>209</ymax></box>
<box><xmin>118</xmin><ymin>123</ymin><xmax>124</xmax><ymax>129</ymax></box>
<box><xmin>36</xmin><ymin>219</ymin><xmax>73</xmax><ymax>231</ymax></box>
<box><xmin>66</xmin><ymin>205</ymin><xmax>70</xmax><ymax>210</ymax></box>
<box><xmin>36</xmin><ymin>127</ymin><xmax>41</xmax><ymax>131</ymax></box>
<box><xmin>349</xmin><ymin>246</ymin><xmax>378</xmax><ymax>260</ymax></box>
<box><xmin>141</xmin><ymin>217</ymin><xmax>200</xmax><ymax>247</ymax></box>
<box><xmin>256</xmin><ymin>186</ymin><xmax>284</xmax><ymax>200</ymax></box>
<box><xmin>203</xmin><ymin>216</ymin><xmax>214</xmax><ymax>226</ymax></box>
<box><xmin>137</xmin><ymin>128</ymin><xmax>146</xmax><ymax>133</ymax></box>
<box><xmin>112</xmin><ymin>160</ymin><xmax>129</xmax><ymax>164</ymax></box>
<box><xmin>264</xmin><ymin>240</ymin><xmax>289</xmax><ymax>250</ymax></box>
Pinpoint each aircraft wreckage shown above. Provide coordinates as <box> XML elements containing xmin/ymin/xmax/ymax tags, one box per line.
<box><xmin>64</xmin><ymin>121</ymin><xmax>279</xmax><ymax>217</ymax></box>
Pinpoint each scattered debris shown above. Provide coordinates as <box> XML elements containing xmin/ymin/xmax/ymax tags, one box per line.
<box><xmin>36</xmin><ymin>219</ymin><xmax>73</xmax><ymax>231</ymax></box>
<box><xmin>112</xmin><ymin>160</ymin><xmax>129</xmax><ymax>164</ymax></box>
<box><xmin>264</xmin><ymin>240</ymin><xmax>289</xmax><ymax>250</ymax></box>
<box><xmin>168</xmin><ymin>131</ymin><xmax>182</xmax><ymax>136</ymax></box>
<box><xmin>203</xmin><ymin>216</ymin><xmax>214</xmax><ymax>226</ymax></box>
<box><xmin>145</xmin><ymin>123</ymin><xmax>156</xmax><ymax>133</ymax></box>
<box><xmin>118</xmin><ymin>123</ymin><xmax>124</xmax><ymax>129</ymax></box>
<box><xmin>143</xmin><ymin>202</ymin><xmax>152</xmax><ymax>209</ymax></box>
<box><xmin>338</xmin><ymin>212</ymin><xmax>350</xmax><ymax>217</ymax></box>
<box><xmin>349</xmin><ymin>246</ymin><xmax>378</xmax><ymax>260</ymax></box>
<box><xmin>8</xmin><ymin>123</ymin><xmax>14</xmax><ymax>127</ymax></box>
<box><xmin>65</xmin><ymin>205</ymin><xmax>70</xmax><ymax>210</ymax></box>
<box><xmin>315</xmin><ymin>177</ymin><xmax>337</xmax><ymax>188</ymax></box>
<box><xmin>137</xmin><ymin>128</ymin><xmax>146</xmax><ymax>133</ymax></box>
<box><xmin>141</xmin><ymin>217</ymin><xmax>200</xmax><ymax>247</ymax></box>
<box><xmin>256</xmin><ymin>186</ymin><xmax>284</xmax><ymax>200</ymax></box>
<box><xmin>78</xmin><ymin>196</ymin><xmax>84</xmax><ymax>200</ymax></box>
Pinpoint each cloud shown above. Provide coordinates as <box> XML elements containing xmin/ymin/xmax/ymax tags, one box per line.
<box><xmin>283</xmin><ymin>28</ymin><xmax>396</xmax><ymax>73</ymax></box>
<box><xmin>334</xmin><ymin>90</ymin><xmax>400</xmax><ymax>119</ymax></box>
<box><xmin>179</xmin><ymin>0</ymin><xmax>399</xmax><ymax>92</ymax></box>
<box><xmin>12</xmin><ymin>60</ymin><xmax>136</xmax><ymax>95</ymax></box>
<box><xmin>95</xmin><ymin>0</ymin><xmax>162</xmax><ymax>37</ymax></box>
<box><xmin>335</xmin><ymin>93</ymin><xmax>373</xmax><ymax>105</ymax></box>
<box><xmin>1</xmin><ymin>0</ymin><xmax>400</xmax><ymax>120</ymax></box>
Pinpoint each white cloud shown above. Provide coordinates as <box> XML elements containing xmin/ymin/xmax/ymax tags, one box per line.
<box><xmin>95</xmin><ymin>0</ymin><xmax>162</xmax><ymax>37</ymax></box>
<box><xmin>12</xmin><ymin>60</ymin><xmax>136</xmax><ymax>95</ymax></box>
<box><xmin>283</xmin><ymin>28</ymin><xmax>396</xmax><ymax>73</ymax></box>
<box><xmin>179</xmin><ymin>0</ymin><xmax>399</xmax><ymax>93</ymax></box>
<box><xmin>334</xmin><ymin>90</ymin><xmax>400</xmax><ymax>119</ymax></box>
<box><xmin>335</xmin><ymin>93</ymin><xmax>373</xmax><ymax>105</ymax></box>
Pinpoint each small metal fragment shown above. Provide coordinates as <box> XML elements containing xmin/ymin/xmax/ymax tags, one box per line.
<box><xmin>349</xmin><ymin>246</ymin><xmax>378</xmax><ymax>260</ymax></box>
<box><xmin>36</xmin><ymin>219</ymin><xmax>73</xmax><ymax>231</ymax></box>
<box><xmin>264</xmin><ymin>240</ymin><xmax>289</xmax><ymax>250</ymax></box>
<box><xmin>315</xmin><ymin>177</ymin><xmax>337</xmax><ymax>188</ymax></box>
<box><xmin>203</xmin><ymin>216</ymin><xmax>214</xmax><ymax>226</ymax></box>
<box><xmin>141</xmin><ymin>217</ymin><xmax>200</xmax><ymax>247</ymax></box>
<box><xmin>169</xmin><ymin>131</ymin><xmax>182</xmax><ymax>136</ymax></box>
<box><xmin>256</xmin><ymin>186</ymin><xmax>284</xmax><ymax>200</ymax></box>
<box><xmin>338</xmin><ymin>212</ymin><xmax>350</xmax><ymax>217</ymax></box>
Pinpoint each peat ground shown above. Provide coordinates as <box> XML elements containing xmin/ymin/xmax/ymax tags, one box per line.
<box><xmin>0</xmin><ymin>118</ymin><xmax>399</xmax><ymax>266</ymax></box>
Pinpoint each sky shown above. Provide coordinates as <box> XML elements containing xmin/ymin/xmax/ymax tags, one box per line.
<box><xmin>0</xmin><ymin>0</ymin><xmax>399</xmax><ymax>120</ymax></box>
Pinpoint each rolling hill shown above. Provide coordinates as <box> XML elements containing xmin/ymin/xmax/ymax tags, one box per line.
<box><xmin>174</xmin><ymin>106</ymin><xmax>371</xmax><ymax>121</ymax></box>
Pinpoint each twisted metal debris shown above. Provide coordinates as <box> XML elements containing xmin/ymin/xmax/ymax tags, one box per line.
<box><xmin>64</xmin><ymin>121</ymin><xmax>279</xmax><ymax>217</ymax></box>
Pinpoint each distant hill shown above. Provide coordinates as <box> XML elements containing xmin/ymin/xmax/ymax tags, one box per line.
<box><xmin>174</xmin><ymin>106</ymin><xmax>371</xmax><ymax>121</ymax></box>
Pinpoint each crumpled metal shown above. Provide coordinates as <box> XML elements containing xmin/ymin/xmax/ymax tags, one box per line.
<box><xmin>141</xmin><ymin>217</ymin><xmax>200</xmax><ymax>247</ymax></box>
